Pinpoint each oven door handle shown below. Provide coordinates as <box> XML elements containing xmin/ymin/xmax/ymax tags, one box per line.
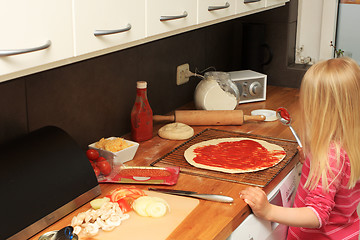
<box><xmin>268</xmin><ymin>189</ymin><xmax>280</xmax><ymax>203</ymax></box>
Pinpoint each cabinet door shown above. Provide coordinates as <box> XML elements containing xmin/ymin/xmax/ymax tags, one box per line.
<box><xmin>266</xmin><ymin>0</ymin><xmax>289</xmax><ymax>8</ymax></box>
<box><xmin>236</xmin><ymin>0</ymin><xmax>266</xmax><ymax>14</ymax></box>
<box><xmin>198</xmin><ymin>0</ymin><xmax>236</xmax><ymax>24</ymax></box>
<box><xmin>0</xmin><ymin>0</ymin><xmax>73</xmax><ymax>80</ymax></box>
<box><xmin>73</xmin><ymin>0</ymin><xmax>146</xmax><ymax>56</ymax></box>
<box><xmin>147</xmin><ymin>0</ymin><xmax>197</xmax><ymax>37</ymax></box>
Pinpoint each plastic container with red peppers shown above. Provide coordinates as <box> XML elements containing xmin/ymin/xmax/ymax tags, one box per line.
<box><xmin>98</xmin><ymin>166</ymin><xmax>180</xmax><ymax>185</ymax></box>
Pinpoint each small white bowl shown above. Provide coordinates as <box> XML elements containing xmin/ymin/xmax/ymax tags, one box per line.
<box><xmin>88</xmin><ymin>137</ymin><xmax>139</xmax><ymax>165</ymax></box>
<box><xmin>251</xmin><ymin>109</ymin><xmax>277</xmax><ymax>122</ymax></box>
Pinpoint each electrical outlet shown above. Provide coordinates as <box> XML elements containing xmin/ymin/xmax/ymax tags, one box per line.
<box><xmin>176</xmin><ymin>63</ymin><xmax>190</xmax><ymax>85</ymax></box>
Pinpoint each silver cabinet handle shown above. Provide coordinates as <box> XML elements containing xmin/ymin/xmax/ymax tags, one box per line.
<box><xmin>94</xmin><ymin>23</ymin><xmax>131</xmax><ymax>36</ymax></box>
<box><xmin>160</xmin><ymin>11</ymin><xmax>188</xmax><ymax>21</ymax></box>
<box><xmin>0</xmin><ymin>40</ymin><xmax>51</xmax><ymax>56</ymax></box>
<box><xmin>244</xmin><ymin>0</ymin><xmax>261</xmax><ymax>3</ymax></box>
<box><xmin>208</xmin><ymin>2</ymin><xmax>230</xmax><ymax>11</ymax></box>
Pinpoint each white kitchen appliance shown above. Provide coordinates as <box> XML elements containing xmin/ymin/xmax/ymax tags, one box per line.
<box><xmin>229</xmin><ymin>70</ymin><xmax>267</xmax><ymax>104</ymax></box>
<box><xmin>227</xmin><ymin>163</ymin><xmax>302</xmax><ymax>240</ymax></box>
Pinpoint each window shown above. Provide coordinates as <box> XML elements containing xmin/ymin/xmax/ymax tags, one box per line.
<box><xmin>336</xmin><ymin>0</ymin><xmax>360</xmax><ymax>64</ymax></box>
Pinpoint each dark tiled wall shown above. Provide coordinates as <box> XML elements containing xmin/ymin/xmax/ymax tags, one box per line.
<box><xmin>0</xmin><ymin>1</ymin><xmax>304</xmax><ymax>148</ymax></box>
<box><xmin>238</xmin><ymin>0</ymin><xmax>305</xmax><ymax>87</ymax></box>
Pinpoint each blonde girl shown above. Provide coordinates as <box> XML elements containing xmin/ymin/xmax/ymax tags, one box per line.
<box><xmin>240</xmin><ymin>57</ymin><xmax>360</xmax><ymax>239</ymax></box>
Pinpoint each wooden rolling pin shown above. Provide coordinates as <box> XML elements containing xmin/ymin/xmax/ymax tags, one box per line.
<box><xmin>153</xmin><ymin>110</ymin><xmax>265</xmax><ymax>125</ymax></box>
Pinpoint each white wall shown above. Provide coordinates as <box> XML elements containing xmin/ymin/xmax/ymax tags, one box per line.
<box><xmin>295</xmin><ymin>0</ymin><xmax>323</xmax><ymax>63</ymax></box>
<box><xmin>296</xmin><ymin>0</ymin><xmax>338</xmax><ymax>64</ymax></box>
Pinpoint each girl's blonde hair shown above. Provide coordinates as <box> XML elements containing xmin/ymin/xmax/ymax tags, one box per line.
<box><xmin>299</xmin><ymin>57</ymin><xmax>360</xmax><ymax>190</ymax></box>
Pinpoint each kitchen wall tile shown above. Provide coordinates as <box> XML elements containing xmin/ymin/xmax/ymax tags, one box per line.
<box><xmin>240</xmin><ymin>1</ymin><xmax>305</xmax><ymax>87</ymax></box>
<box><xmin>242</xmin><ymin>2</ymin><xmax>289</xmax><ymax>23</ymax></box>
<box><xmin>0</xmin><ymin>79</ymin><xmax>27</xmax><ymax>144</ymax></box>
<box><xmin>241</xmin><ymin>22</ymin><xmax>267</xmax><ymax>73</ymax></box>
<box><xmin>262</xmin><ymin>21</ymin><xmax>297</xmax><ymax>87</ymax></box>
<box><xmin>288</xmin><ymin>0</ymin><xmax>299</xmax><ymax>23</ymax></box>
<box><xmin>204</xmin><ymin>19</ymin><xmax>243</xmax><ymax>72</ymax></box>
<box><xmin>261</xmin><ymin>16</ymin><xmax>305</xmax><ymax>88</ymax></box>
<box><xmin>26</xmin><ymin>47</ymin><xmax>140</xmax><ymax>148</ymax></box>
<box><xmin>287</xmin><ymin>21</ymin><xmax>298</xmax><ymax>65</ymax></box>
<box><xmin>137</xmin><ymin>29</ymin><xmax>205</xmax><ymax>115</ymax></box>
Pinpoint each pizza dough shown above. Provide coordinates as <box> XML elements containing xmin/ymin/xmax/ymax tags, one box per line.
<box><xmin>158</xmin><ymin>122</ymin><xmax>194</xmax><ymax>140</ymax></box>
<box><xmin>184</xmin><ymin>138</ymin><xmax>286</xmax><ymax>173</ymax></box>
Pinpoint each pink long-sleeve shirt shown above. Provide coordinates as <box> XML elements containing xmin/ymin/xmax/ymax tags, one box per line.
<box><xmin>287</xmin><ymin>146</ymin><xmax>360</xmax><ymax>240</ymax></box>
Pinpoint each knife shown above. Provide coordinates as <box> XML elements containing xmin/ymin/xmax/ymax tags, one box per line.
<box><xmin>148</xmin><ymin>188</ymin><xmax>234</xmax><ymax>203</ymax></box>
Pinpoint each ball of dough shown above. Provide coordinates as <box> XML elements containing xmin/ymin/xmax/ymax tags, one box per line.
<box><xmin>158</xmin><ymin>122</ymin><xmax>194</xmax><ymax>140</ymax></box>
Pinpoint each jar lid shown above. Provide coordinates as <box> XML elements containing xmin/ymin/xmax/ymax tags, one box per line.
<box><xmin>251</xmin><ymin>109</ymin><xmax>277</xmax><ymax>122</ymax></box>
<box><xmin>137</xmin><ymin>81</ymin><xmax>147</xmax><ymax>89</ymax></box>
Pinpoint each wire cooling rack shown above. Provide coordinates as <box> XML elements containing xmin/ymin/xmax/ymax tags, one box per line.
<box><xmin>151</xmin><ymin>128</ymin><xmax>298</xmax><ymax>187</ymax></box>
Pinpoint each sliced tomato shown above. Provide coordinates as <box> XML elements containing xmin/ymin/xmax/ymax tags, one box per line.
<box><xmin>116</xmin><ymin>198</ymin><xmax>132</xmax><ymax>213</ymax></box>
<box><xmin>108</xmin><ymin>186</ymin><xmax>146</xmax><ymax>202</ymax></box>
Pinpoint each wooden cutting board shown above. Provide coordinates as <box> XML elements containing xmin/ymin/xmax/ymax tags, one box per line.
<box><xmin>79</xmin><ymin>191</ymin><xmax>199</xmax><ymax>240</ymax></box>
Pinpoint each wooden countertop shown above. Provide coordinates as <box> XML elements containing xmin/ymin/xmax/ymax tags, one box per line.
<box><xmin>30</xmin><ymin>85</ymin><xmax>301</xmax><ymax>240</ymax></box>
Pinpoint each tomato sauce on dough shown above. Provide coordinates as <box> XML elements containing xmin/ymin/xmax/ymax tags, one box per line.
<box><xmin>193</xmin><ymin>139</ymin><xmax>285</xmax><ymax>170</ymax></box>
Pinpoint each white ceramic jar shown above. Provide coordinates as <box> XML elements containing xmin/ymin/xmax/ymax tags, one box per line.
<box><xmin>194</xmin><ymin>71</ymin><xmax>240</xmax><ymax>110</ymax></box>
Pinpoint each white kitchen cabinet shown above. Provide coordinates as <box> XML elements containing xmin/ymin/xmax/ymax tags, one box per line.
<box><xmin>0</xmin><ymin>0</ymin><xmax>73</xmax><ymax>80</ymax></box>
<box><xmin>146</xmin><ymin>0</ymin><xmax>197</xmax><ymax>37</ymax></box>
<box><xmin>73</xmin><ymin>0</ymin><xmax>146</xmax><ymax>57</ymax></box>
<box><xmin>236</xmin><ymin>0</ymin><xmax>266</xmax><ymax>14</ymax></box>
<box><xmin>198</xmin><ymin>0</ymin><xmax>236</xmax><ymax>24</ymax></box>
<box><xmin>266</xmin><ymin>0</ymin><xmax>289</xmax><ymax>8</ymax></box>
<box><xmin>0</xmin><ymin>0</ymin><xmax>290</xmax><ymax>83</ymax></box>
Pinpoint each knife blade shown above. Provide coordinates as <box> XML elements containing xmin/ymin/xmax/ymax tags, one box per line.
<box><xmin>148</xmin><ymin>188</ymin><xmax>233</xmax><ymax>203</ymax></box>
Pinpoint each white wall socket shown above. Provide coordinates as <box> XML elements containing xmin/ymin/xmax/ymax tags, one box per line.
<box><xmin>176</xmin><ymin>63</ymin><xmax>190</xmax><ymax>85</ymax></box>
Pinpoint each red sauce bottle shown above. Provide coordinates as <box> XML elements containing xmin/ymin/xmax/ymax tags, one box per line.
<box><xmin>131</xmin><ymin>81</ymin><xmax>153</xmax><ymax>142</ymax></box>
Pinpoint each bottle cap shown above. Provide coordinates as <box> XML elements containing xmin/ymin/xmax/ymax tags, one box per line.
<box><xmin>137</xmin><ymin>81</ymin><xmax>147</xmax><ymax>89</ymax></box>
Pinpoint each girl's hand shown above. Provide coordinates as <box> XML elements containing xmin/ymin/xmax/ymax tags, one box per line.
<box><xmin>297</xmin><ymin>146</ymin><xmax>305</xmax><ymax>164</ymax></box>
<box><xmin>241</xmin><ymin>187</ymin><xmax>320</xmax><ymax>228</ymax></box>
<box><xmin>239</xmin><ymin>187</ymin><xmax>272</xmax><ymax>220</ymax></box>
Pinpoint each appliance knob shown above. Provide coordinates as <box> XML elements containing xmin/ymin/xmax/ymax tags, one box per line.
<box><xmin>249</xmin><ymin>81</ymin><xmax>262</xmax><ymax>96</ymax></box>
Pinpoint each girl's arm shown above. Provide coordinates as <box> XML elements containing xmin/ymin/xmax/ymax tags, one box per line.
<box><xmin>240</xmin><ymin>187</ymin><xmax>320</xmax><ymax>228</ymax></box>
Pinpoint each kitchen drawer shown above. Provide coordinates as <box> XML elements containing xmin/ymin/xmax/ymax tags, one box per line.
<box><xmin>73</xmin><ymin>0</ymin><xmax>146</xmax><ymax>56</ymax></box>
<box><xmin>198</xmin><ymin>0</ymin><xmax>236</xmax><ymax>24</ymax></box>
<box><xmin>0</xmin><ymin>0</ymin><xmax>73</xmax><ymax>79</ymax></box>
<box><xmin>146</xmin><ymin>0</ymin><xmax>197</xmax><ymax>37</ymax></box>
<box><xmin>235</xmin><ymin>0</ymin><xmax>266</xmax><ymax>14</ymax></box>
<box><xmin>266</xmin><ymin>0</ymin><xmax>289</xmax><ymax>8</ymax></box>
